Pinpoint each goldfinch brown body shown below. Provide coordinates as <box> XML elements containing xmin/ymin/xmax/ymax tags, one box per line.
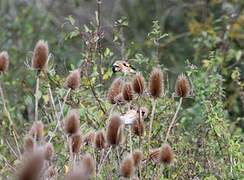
<box><xmin>112</xmin><ymin>61</ymin><xmax>135</xmax><ymax>74</ymax></box>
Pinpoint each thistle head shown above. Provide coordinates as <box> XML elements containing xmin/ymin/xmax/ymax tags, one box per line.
<box><xmin>65</xmin><ymin>69</ymin><xmax>81</xmax><ymax>90</ymax></box>
<box><xmin>175</xmin><ymin>73</ymin><xmax>190</xmax><ymax>98</ymax></box>
<box><xmin>31</xmin><ymin>40</ymin><xmax>49</xmax><ymax>71</ymax></box>
<box><xmin>132</xmin><ymin>72</ymin><xmax>145</xmax><ymax>95</ymax></box>
<box><xmin>106</xmin><ymin>114</ymin><xmax>123</xmax><ymax>146</ymax></box>
<box><xmin>0</xmin><ymin>51</ymin><xmax>9</xmax><ymax>72</ymax></box>
<box><xmin>148</xmin><ymin>68</ymin><xmax>164</xmax><ymax>99</ymax></box>
<box><xmin>64</xmin><ymin>109</ymin><xmax>80</xmax><ymax>135</ymax></box>
<box><xmin>122</xmin><ymin>82</ymin><xmax>133</xmax><ymax>102</ymax></box>
<box><xmin>107</xmin><ymin>78</ymin><xmax>124</xmax><ymax>104</ymax></box>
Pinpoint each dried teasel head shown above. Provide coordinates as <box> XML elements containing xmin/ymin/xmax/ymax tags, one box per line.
<box><xmin>114</xmin><ymin>93</ymin><xmax>126</xmax><ymax>105</ymax></box>
<box><xmin>132</xmin><ymin>149</ymin><xmax>143</xmax><ymax>167</ymax></box>
<box><xmin>94</xmin><ymin>130</ymin><xmax>106</xmax><ymax>149</ymax></box>
<box><xmin>122</xmin><ymin>82</ymin><xmax>133</xmax><ymax>102</ymax></box>
<box><xmin>0</xmin><ymin>51</ymin><xmax>9</xmax><ymax>72</ymax></box>
<box><xmin>31</xmin><ymin>40</ymin><xmax>49</xmax><ymax>71</ymax></box>
<box><xmin>106</xmin><ymin>114</ymin><xmax>123</xmax><ymax>146</ymax></box>
<box><xmin>69</xmin><ymin>133</ymin><xmax>82</xmax><ymax>154</ymax></box>
<box><xmin>120</xmin><ymin>156</ymin><xmax>135</xmax><ymax>178</ymax></box>
<box><xmin>160</xmin><ymin>143</ymin><xmax>174</xmax><ymax>165</ymax></box>
<box><xmin>132</xmin><ymin>118</ymin><xmax>144</xmax><ymax>136</ymax></box>
<box><xmin>18</xmin><ymin>153</ymin><xmax>44</xmax><ymax>180</ymax></box>
<box><xmin>80</xmin><ymin>154</ymin><xmax>95</xmax><ymax>176</ymax></box>
<box><xmin>107</xmin><ymin>78</ymin><xmax>124</xmax><ymax>104</ymax></box>
<box><xmin>29</xmin><ymin>121</ymin><xmax>44</xmax><ymax>141</ymax></box>
<box><xmin>148</xmin><ymin>68</ymin><xmax>164</xmax><ymax>99</ymax></box>
<box><xmin>149</xmin><ymin>148</ymin><xmax>161</xmax><ymax>164</ymax></box>
<box><xmin>43</xmin><ymin>142</ymin><xmax>54</xmax><ymax>161</ymax></box>
<box><xmin>65</xmin><ymin>69</ymin><xmax>81</xmax><ymax>90</ymax></box>
<box><xmin>23</xmin><ymin>135</ymin><xmax>34</xmax><ymax>154</ymax></box>
<box><xmin>84</xmin><ymin>131</ymin><xmax>95</xmax><ymax>145</ymax></box>
<box><xmin>64</xmin><ymin>109</ymin><xmax>80</xmax><ymax>135</ymax></box>
<box><xmin>132</xmin><ymin>72</ymin><xmax>145</xmax><ymax>95</ymax></box>
<box><xmin>175</xmin><ymin>73</ymin><xmax>190</xmax><ymax>98</ymax></box>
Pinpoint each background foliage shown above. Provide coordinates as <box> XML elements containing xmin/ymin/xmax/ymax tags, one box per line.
<box><xmin>0</xmin><ymin>0</ymin><xmax>243</xmax><ymax>179</ymax></box>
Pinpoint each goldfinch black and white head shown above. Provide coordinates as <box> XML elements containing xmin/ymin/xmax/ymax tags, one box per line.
<box><xmin>112</xmin><ymin>61</ymin><xmax>135</xmax><ymax>74</ymax></box>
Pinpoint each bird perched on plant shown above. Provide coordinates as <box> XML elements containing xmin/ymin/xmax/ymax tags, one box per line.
<box><xmin>112</xmin><ymin>60</ymin><xmax>136</xmax><ymax>75</ymax></box>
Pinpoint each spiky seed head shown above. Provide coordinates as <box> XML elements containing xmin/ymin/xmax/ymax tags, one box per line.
<box><xmin>18</xmin><ymin>153</ymin><xmax>44</xmax><ymax>180</ymax></box>
<box><xmin>120</xmin><ymin>156</ymin><xmax>135</xmax><ymax>178</ymax></box>
<box><xmin>149</xmin><ymin>68</ymin><xmax>164</xmax><ymax>98</ymax></box>
<box><xmin>132</xmin><ymin>72</ymin><xmax>145</xmax><ymax>95</ymax></box>
<box><xmin>122</xmin><ymin>82</ymin><xmax>133</xmax><ymax>102</ymax></box>
<box><xmin>160</xmin><ymin>143</ymin><xmax>174</xmax><ymax>164</ymax></box>
<box><xmin>31</xmin><ymin>40</ymin><xmax>49</xmax><ymax>71</ymax></box>
<box><xmin>29</xmin><ymin>121</ymin><xmax>44</xmax><ymax>141</ymax></box>
<box><xmin>132</xmin><ymin>118</ymin><xmax>144</xmax><ymax>136</ymax></box>
<box><xmin>23</xmin><ymin>135</ymin><xmax>34</xmax><ymax>154</ymax></box>
<box><xmin>44</xmin><ymin>142</ymin><xmax>54</xmax><ymax>160</ymax></box>
<box><xmin>107</xmin><ymin>78</ymin><xmax>124</xmax><ymax>104</ymax></box>
<box><xmin>0</xmin><ymin>51</ymin><xmax>9</xmax><ymax>72</ymax></box>
<box><xmin>64</xmin><ymin>109</ymin><xmax>80</xmax><ymax>135</ymax></box>
<box><xmin>65</xmin><ymin>69</ymin><xmax>81</xmax><ymax>90</ymax></box>
<box><xmin>81</xmin><ymin>154</ymin><xmax>95</xmax><ymax>176</ymax></box>
<box><xmin>149</xmin><ymin>148</ymin><xmax>161</xmax><ymax>164</ymax></box>
<box><xmin>114</xmin><ymin>93</ymin><xmax>127</xmax><ymax>105</ymax></box>
<box><xmin>175</xmin><ymin>74</ymin><xmax>190</xmax><ymax>98</ymax></box>
<box><xmin>94</xmin><ymin>130</ymin><xmax>106</xmax><ymax>149</ymax></box>
<box><xmin>106</xmin><ymin>114</ymin><xmax>123</xmax><ymax>146</ymax></box>
<box><xmin>132</xmin><ymin>149</ymin><xmax>143</xmax><ymax>167</ymax></box>
<box><xmin>70</xmin><ymin>133</ymin><xmax>82</xmax><ymax>154</ymax></box>
<box><xmin>84</xmin><ymin>131</ymin><xmax>95</xmax><ymax>145</ymax></box>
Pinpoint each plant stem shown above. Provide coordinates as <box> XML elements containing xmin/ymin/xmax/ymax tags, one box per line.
<box><xmin>148</xmin><ymin>99</ymin><xmax>157</xmax><ymax>153</ymax></box>
<box><xmin>164</xmin><ymin>97</ymin><xmax>183</xmax><ymax>142</ymax></box>
<box><xmin>34</xmin><ymin>72</ymin><xmax>40</xmax><ymax>122</ymax></box>
<box><xmin>129</xmin><ymin>126</ymin><xmax>133</xmax><ymax>153</ymax></box>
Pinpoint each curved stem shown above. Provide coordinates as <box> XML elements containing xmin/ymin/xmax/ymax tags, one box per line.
<box><xmin>148</xmin><ymin>99</ymin><xmax>157</xmax><ymax>153</ymax></box>
<box><xmin>164</xmin><ymin>97</ymin><xmax>183</xmax><ymax>142</ymax></box>
<box><xmin>34</xmin><ymin>73</ymin><xmax>40</xmax><ymax>122</ymax></box>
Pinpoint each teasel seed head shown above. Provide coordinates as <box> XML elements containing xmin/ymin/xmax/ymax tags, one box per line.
<box><xmin>64</xmin><ymin>109</ymin><xmax>80</xmax><ymax>135</ymax></box>
<box><xmin>31</xmin><ymin>40</ymin><xmax>49</xmax><ymax>71</ymax></box>
<box><xmin>132</xmin><ymin>118</ymin><xmax>144</xmax><ymax>136</ymax></box>
<box><xmin>43</xmin><ymin>142</ymin><xmax>54</xmax><ymax>161</ymax></box>
<box><xmin>84</xmin><ymin>131</ymin><xmax>95</xmax><ymax>145</ymax></box>
<box><xmin>106</xmin><ymin>114</ymin><xmax>123</xmax><ymax>146</ymax></box>
<box><xmin>0</xmin><ymin>51</ymin><xmax>9</xmax><ymax>72</ymax></box>
<box><xmin>175</xmin><ymin>73</ymin><xmax>190</xmax><ymax>98</ymax></box>
<box><xmin>107</xmin><ymin>78</ymin><xmax>124</xmax><ymax>104</ymax></box>
<box><xmin>149</xmin><ymin>148</ymin><xmax>161</xmax><ymax>164</ymax></box>
<box><xmin>23</xmin><ymin>135</ymin><xmax>34</xmax><ymax>154</ymax></box>
<box><xmin>120</xmin><ymin>156</ymin><xmax>135</xmax><ymax>178</ymax></box>
<box><xmin>149</xmin><ymin>68</ymin><xmax>164</xmax><ymax>98</ymax></box>
<box><xmin>94</xmin><ymin>130</ymin><xmax>106</xmax><ymax>149</ymax></box>
<box><xmin>29</xmin><ymin>121</ymin><xmax>44</xmax><ymax>141</ymax></box>
<box><xmin>65</xmin><ymin>69</ymin><xmax>81</xmax><ymax>90</ymax></box>
<box><xmin>132</xmin><ymin>72</ymin><xmax>145</xmax><ymax>95</ymax></box>
<box><xmin>132</xmin><ymin>149</ymin><xmax>143</xmax><ymax>167</ymax></box>
<box><xmin>81</xmin><ymin>154</ymin><xmax>95</xmax><ymax>176</ymax></box>
<box><xmin>160</xmin><ymin>143</ymin><xmax>174</xmax><ymax>164</ymax></box>
<box><xmin>18</xmin><ymin>153</ymin><xmax>44</xmax><ymax>180</ymax></box>
<box><xmin>70</xmin><ymin>133</ymin><xmax>82</xmax><ymax>154</ymax></box>
<box><xmin>122</xmin><ymin>82</ymin><xmax>133</xmax><ymax>102</ymax></box>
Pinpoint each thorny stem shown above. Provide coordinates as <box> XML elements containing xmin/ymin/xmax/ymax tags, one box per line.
<box><xmin>164</xmin><ymin>97</ymin><xmax>183</xmax><ymax>142</ymax></box>
<box><xmin>148</xmin><ymin>99</ymin><xmax>157</xmax><ymax>153</ymax></box>
<box><xmin>48</xmin><ymin>88</ymin><xmax>71</xmax><ymax>143</ymax></box>
<box><xmin>47</xmin><ymin>83</ymin><xmax>59</xmax><ymax>120</ymax></box>
<box><xmin>98</xmin><ymin>146</ymin><xmax>112</xmax><ymax>174</ymax></box>
<box><xmin>129</xmin><ymin>126</ymin><xmax>133</xmax><ymax>153</ymax></box>
<box><xmin>34</xmin><ymin>72</ymin><xmax>40</xmax><ymax>122</ymax></box>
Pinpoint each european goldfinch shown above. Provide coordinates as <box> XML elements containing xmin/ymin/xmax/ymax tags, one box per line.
<box><xmin>112</xmin><ymin>61</ymin><xmax>135</xmax><ymax>74</ymax></box>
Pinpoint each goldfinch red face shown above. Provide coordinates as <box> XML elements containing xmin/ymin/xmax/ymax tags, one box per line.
<box><xmin>112</xmin><ymin>61</ymin><xmax>135</xmax><ymax>74</ymax></box>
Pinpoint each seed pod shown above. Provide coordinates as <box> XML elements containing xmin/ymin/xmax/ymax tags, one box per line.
<box><xmin>132</xmin><ymin>118</ymin><xmax>144</xmax><ymax>136</ymax></box>
<box><xmin>64</xmin><ymin>109</ymin><xmax>80</xmax><ymax>135</ymax></box>
<box><xmin>107</xmin><ymin>78</ymin><xmax>124</xmax><ymax>104</ymax></box>
<box><xmin>29</xmin><ymin>121</ymin><xmax>44</xmax><ymax>141</ymax></box>
<box><xmin>0</xmin><ymin>51</ymin><xmax>9</xmax><ymax>72</ymax></box>
<box><xmin>132</xmin><ymin>149</ymin><xmax>143</xmax><ymax>167</ymax></box>
<box><xmin>148</xmin><ymin>68</ymin><xmax>164</xmax><ymax>98</ymax></box>
<box><xmin>84</xmin><ymin>131</ymin><xmax>95</xmax><ymax>145</ymax></box>
<box><xmin>122</xmin><ymin>82</ymin><xmax>133</xmax><ymax>102</ymax></box>
<box><xmin>94</xmin><ymin>130</ymin><xmax>106</xmax><ymax>149</ymax></box>
<box><xmin>132</xmin><ymin>72</ymin><xmax>145</xmax><ymax>95</ymax></box>
<box><xmin>23</xmin><ymin>135</ymin><xmax>34</xmax><ymax>154</ymax></box>
<box><xmin>32</xmin><ymin>40</ymin><xmax>49</xmax><ymax>71</ymax></box>
<box><xmin>120</xmin><ymin>156</ymin><xmax>135</xmax><ymax>178</ymax></box>
<box><xmin>106</xmin><ymin>114</ymin><xmax>123</xmax><ymax>146</ymax></box>
<box><xmin>175</xmin><ymin>74</ymin><xmax>190</xmax><ymax>98</ymax></box>
<box><xmin>65</xmin><ymin>69</ymin><xmax>81</xmax><ymax>90</ymax></box>
<box><xmin>81</xmin><ymin>154</ymin><xmax>95</xmax><ymax>176</ymax></box>
<box><xmin>70</xmin><ymin>133</ymin><xmax>82</xmax><ymax>154</ymax></box>
<box><xmin>160</xmin><ymin>143</ymin><xmax>174</xmax><ymax>164</ymax></box>
<box><xmin>43</xmin><ymin>142</ymin><xmax>54</xmax><ymax>160</ymax></box>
